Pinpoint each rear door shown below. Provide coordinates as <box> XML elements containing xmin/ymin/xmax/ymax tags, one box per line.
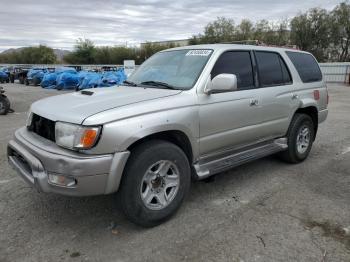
<box><xmin>253</xmin><ymin>51</ymin><xmax>299</xmax><ymax>140</ymax></box>
<box><xmin>286</xmin><ymin>51</ymin><xmax>327</xmax><ymax>112</ymax></box>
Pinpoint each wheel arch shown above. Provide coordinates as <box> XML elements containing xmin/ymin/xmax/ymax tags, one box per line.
<box><xmin>293</xmin><ymin>106</ymin><xmax>318</xmax><ymax>140</ymax></box>
<box><xmin>127</xmin><ymin>130</ymin><xmax>194</xmax><ymax>164</ymax></box>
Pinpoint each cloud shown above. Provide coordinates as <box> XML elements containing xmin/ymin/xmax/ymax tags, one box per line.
<box><xmin>0</xmin><ymin>0</ymin><xmax>341</xmax><ymax>52</ymax></box>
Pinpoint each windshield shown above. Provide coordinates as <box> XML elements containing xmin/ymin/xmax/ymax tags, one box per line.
<box><xmin>128</xmin><ymin>49</ymin><xmax>212</xmax><ymax>90</ymax></box>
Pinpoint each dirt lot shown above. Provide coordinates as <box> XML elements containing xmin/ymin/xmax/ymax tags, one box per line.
<box><xmin>0</xmin><ymin>83</ymin><xmax>349</xmax><ymax>262</ymax></box>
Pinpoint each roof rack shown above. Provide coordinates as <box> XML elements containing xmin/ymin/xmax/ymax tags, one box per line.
<box><xmin>219</xmin><ymin>40</ymin><xmax>299</xmax><ymax>50</ymax></box>
<box><xmin>219</xmin><ymin>40</ymin><xmax>261</xmax><ymax>45</ymax></box>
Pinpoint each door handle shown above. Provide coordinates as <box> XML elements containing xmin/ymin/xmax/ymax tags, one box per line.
<box><xmin>292</xmin><ymin>94</ymin><xmax>299</xmax><ymax>100</ymax></box>
<box><xmin>249</xmin><ymin>99</ymin><xmax>259</xmax><ymax>106</ymax></box>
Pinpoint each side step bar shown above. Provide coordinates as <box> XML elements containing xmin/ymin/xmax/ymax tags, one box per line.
<box><xmin>194</xmin><ymin>138</ymin><xmax>288</xmax><ymax>179</ymax></box>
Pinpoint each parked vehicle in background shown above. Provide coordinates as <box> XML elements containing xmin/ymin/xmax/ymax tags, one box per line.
<box><xmin>101</xmin><ymin>66</ymin><xmax>120</xmax><ymax>71</ymax></box>
<box><xmin>25</xmin><ymin>68</ymin><xmax>49</xmax><ymax>86</ymax></box>
<box><xmin>8</xmin><ymin>44</ymin><xmax>328</xmax><ymax>227</ymax></box>
<box><xmin>0</xmin><ymin>68</ymin><xmax>10</xmax><ymax>83</ymax></box>
<box><xmin>50</xmin><ymin>67</ymin><xmax>78</xmax><ymax>90</ymax></box>
<box><xmin>8</xmin><ymin>66</ymin><xmax>31</xmax><ymax>84</ymax></box>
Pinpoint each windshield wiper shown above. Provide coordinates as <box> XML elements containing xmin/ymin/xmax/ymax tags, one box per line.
<box><xmin>123</xmin><ymin>80</ymin><xmax>138</xmax><ymax>86</ymax></box>
<box><xmin>140</xmin><ymin>81</ymin><xmax>178</xmax><ymax>90</ymax></box>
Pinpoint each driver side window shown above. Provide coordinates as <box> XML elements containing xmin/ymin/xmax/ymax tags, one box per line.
<box><xmin>211</xmin><ymin>51</ymin><xmax>254</xmax><ymax>89</ymax></box>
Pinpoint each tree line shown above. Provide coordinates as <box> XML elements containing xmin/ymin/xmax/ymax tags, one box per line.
<box><xmin>62</xmin><ymin>38</ymin><xmax>179</xmax><ymax>65</ymax></box>
<box><xmin>0</xmin><ymin>1</ymin><xmax>349</xmax><ymax>64</ymax></box>
<box><xmin>0</xmin><ymin>39</ymin><xmax>178</xmax><ymax>65</ymax></box>
<box><xmin>190</xmin><ymin>2</ymin><xmax>350</xmax><ymax>62</ymax></box>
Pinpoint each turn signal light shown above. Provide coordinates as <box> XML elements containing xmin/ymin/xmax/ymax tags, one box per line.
<box><xmin>80</xmin><ymin>129</ymin><xmax>98</xmax><ymax>148</ymax></box>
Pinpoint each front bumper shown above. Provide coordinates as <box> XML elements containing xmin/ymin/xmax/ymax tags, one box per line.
<box><xmin>7</xmin><ymin>127</ymin><xmax>130</xmax><ymax>196</ymax></box>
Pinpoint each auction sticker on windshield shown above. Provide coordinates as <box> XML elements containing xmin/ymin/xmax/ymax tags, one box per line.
<box><xmin>186</xmin><ymin>50</ymin><xmax>212</xmax><ymax>56</ymax></box>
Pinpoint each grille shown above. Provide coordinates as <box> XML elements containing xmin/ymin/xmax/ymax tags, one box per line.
<box><xmin>27</xmin><ymin>114</ymin><xmax>56</xmax><ymax>142</ymax></box>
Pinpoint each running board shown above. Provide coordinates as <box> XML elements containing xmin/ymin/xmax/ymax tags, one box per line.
<box><xmin>194</xmin><ymin>138</ymin><xmax>287</xmax><ymax>179</ymax></box>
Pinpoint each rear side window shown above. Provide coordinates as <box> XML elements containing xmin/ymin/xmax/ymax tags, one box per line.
<box><xmin>255</xmin><ymin>51</ymin><xmax>292</xmax><ymax>87</ymax></box>
<box><xmin>286</xmin><ymin>51</ymin><xmax>322</xmax><ymax>83</ymax></box>
<box><xmin>211</xmin><ymin>51</ymin><xmax>254</xmax><ymax>89</ymax></box>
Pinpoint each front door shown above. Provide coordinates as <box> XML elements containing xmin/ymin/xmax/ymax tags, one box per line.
<box><xmin>198</xmin><ymin>50</ymin><xmax>262</xmax><ymax>156</ymax></box>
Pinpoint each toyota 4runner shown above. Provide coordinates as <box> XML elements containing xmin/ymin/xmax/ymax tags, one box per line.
<box><xmin>8</xmin><ymin>44</ymin><xmax>328</xmax><ymax>227</ymax></box>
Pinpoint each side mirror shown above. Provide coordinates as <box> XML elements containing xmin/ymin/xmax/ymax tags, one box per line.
<box><xmin>205</xmin><ymin>74</ymin><xmax>238</xmax><ymax>94</ymax></box>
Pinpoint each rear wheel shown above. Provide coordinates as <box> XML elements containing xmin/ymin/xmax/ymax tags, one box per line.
<box><xmin>119</xmin><ymin>140</ymin><xmax>191</xmax><ymax>227</ymax></box>
<box><xmin>279</xmin><ymin>113</ymin><xmax>314</xmax><ymax>163</ymax></box>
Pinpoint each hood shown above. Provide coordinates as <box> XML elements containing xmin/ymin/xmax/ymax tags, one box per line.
<box><xmin>31</xmin><ymin>86</ymin><xmax>181</xmax><ymax>124</ymax></box>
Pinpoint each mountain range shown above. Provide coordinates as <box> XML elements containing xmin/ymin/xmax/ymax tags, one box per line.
<box><xmin>1</xmin><ymin>48</ymin><xmax>71</xmax><ymax>62</ymax></box>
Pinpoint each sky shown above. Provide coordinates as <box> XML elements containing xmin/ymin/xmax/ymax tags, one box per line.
<box><xmin>0</xmin><ymin>0</ymin><xmax>343</xmax><ymax>52</ymax></box>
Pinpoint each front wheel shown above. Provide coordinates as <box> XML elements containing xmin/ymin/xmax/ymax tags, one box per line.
<box><xmin>119</xmin><ymin>140</ymin><xmax>191</xmax><ymax>227</ymax></box>
<box><xmin>279</xmin><ymin>113</ymin><xmax>314</xmax><ymax>163</ymax></box>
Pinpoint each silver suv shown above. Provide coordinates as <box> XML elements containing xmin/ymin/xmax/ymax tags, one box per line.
<box><xmin>8</xmin><ymin>44</ymin><xmax>328</xmax><ymax>227</ymax></box>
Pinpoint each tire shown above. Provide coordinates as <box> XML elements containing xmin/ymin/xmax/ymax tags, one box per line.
<box><xmin>279</xmin><ymin>113</ymin><xmax>314</xmax><ymax>163</ymax></box>
<box><xmin>0</xmin><ymin>96</ymin><xmax>10</xmax><ymax>115</ymax></box>
<box><xmin>119</xmin><ymin>140</ymin><xmax>191</xmax><ymax>227</ymax></box>
<box><xmin>19</xmin><ymin>76</ymin><xmax>24</xmax><ymax>85</ymax></box>
<box><xmin>25</xmin><ymin>78</ymin><xmax>29</xmax><ymax>86</ymax></box>
<box><xmin>33</xmin><ymin>77</ymin><xmax>40</xmax><ymax>86</ymax></box>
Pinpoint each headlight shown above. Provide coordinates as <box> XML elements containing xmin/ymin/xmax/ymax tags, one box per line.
<box><xmin>55</xmin><ymin>122</ymin><xmax>101</xmax><ymax>150</ymax></box>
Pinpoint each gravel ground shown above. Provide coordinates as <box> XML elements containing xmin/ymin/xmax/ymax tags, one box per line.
<box><xmin>0</xmin><ymin>83</ymin><xmax>349</xmax><ymax>262</ymax></box>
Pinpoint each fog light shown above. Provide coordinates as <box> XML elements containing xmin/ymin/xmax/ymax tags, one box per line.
<box><xmin>48</xmin><ymin>174</ymin><xmax>76</xmax><ymax>187</ymax></box>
